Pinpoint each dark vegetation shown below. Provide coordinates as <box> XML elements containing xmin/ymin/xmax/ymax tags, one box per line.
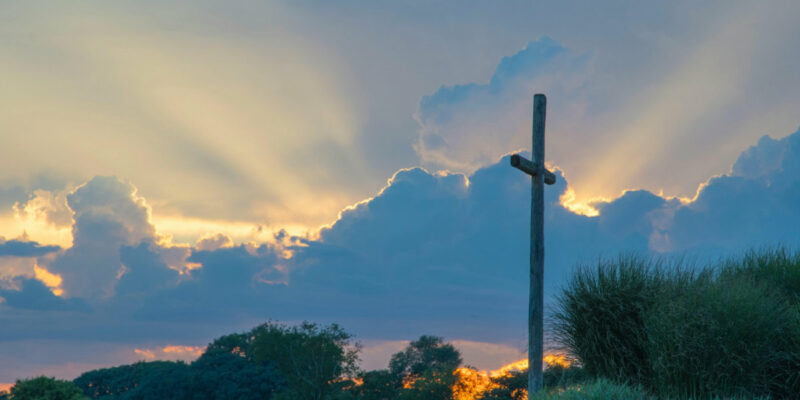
<box><xmin>554</xmin><ymin>248</ymin><xmax>800</xmax><ymax>399</ymax></box>
<box><xmin>4</xmin><ymin>248</ymin><xmax>800</xmax><ymax>399</ymax></box>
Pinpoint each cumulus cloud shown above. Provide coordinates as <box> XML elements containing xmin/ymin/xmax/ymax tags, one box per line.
<box><xmin>195</xmin><ymin>233</ymin><xmax>234</xmax><ymax>251</ymax></box>
<box><xmin>40</xmin><ymin>176</ymin><xmax>183</xmax><ymax>299</ymax></box>
<box><xmin>415</xmin><ymin>37</ymin><xmax>592</xmax><ymax>172</ymax></box>
<box><xmin>662</xmin><ymin>129</ymin><xmax>800</xmax><ymax>254</ymax></box>
<box><xmin>3</xmin><ymin>128</ymin><xmax>800</xmax><ymax>381</ymax></box>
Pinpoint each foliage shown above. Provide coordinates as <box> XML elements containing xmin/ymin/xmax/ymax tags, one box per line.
<box><xmin>553</xmin><ymin>249</ymin><xmax>800</xmax><ymax>399</ymax></box>
<box><xmin>552</xmin><ymin>255</ymin><xmax>670</xmax><ymax>384</ymax></box>
<box><xmin>542</xmin><ymin>364</ymin><xmax>589</xmax><ymax>391</ymax></box>
<box><xmin>646</xmin><ymin>251</ymin><xmax>800</xmax><ymax>398</ymax></box>
<box><xmin>75</xmin><ymin>352</ymin><xmax>283</xmax><ymax>400</ymax></box>
<box><xmin>345</xmin><ymin>370</ymin><xmax>397</xmax><ymax>400</ymax></box>
<box><xmin>388</xmin><ymin>335</ymin><xmax>462</xmax><ymax>400</ymax></box>
<box><xmin>74</xmin><ymin>361</ymin><xmax>192</xmax><ymax>400</ymax></box>
<box><xmin>250</xmin><ymin>321</ymin><xmax>360</xmax><ymax>400</ymax></box>
<box><xmin>478</xmin><ymin>364</ymin><xmax>588</xmax><ymax>400</ymax></box>
<box><xmin>529</xmin><ymin>379</ymin><xmax>652</xmax><ymax>400</ymax></box>
<box><xmin>202</xmin><ymin>332</ymin><xmax>252</xmax><ymax>360</ymax></box>
<box><xmin>9</xmin><ymin>376</ymin><xmax>88</xmax><ymax>400</ymax></box>
<box><xmin>190</xmin><ymin>350</ymin><xmax>285</xmax><ymax>400</ymax></box>
<box><xmin>389</xmin><ymin>335</ymin><xmax>462</xmax><ymax>382</ymax></box>
<box><xmin>477</xmin><ymin>369</ymin><xmax>527</xmax><ymax>400</ymax></box>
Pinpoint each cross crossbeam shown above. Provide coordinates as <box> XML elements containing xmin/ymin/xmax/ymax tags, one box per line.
<box><xmin>510</xmin><ymin>154</ymin><xmax>556</xmax><ymax>185</ymax></box>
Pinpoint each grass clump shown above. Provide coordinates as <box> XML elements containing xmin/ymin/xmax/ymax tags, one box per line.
<box><xmin>553</xmin><ymin>249</ymin><xmax>800</xmax><ymax>399</ymax></box>
<box><xmin>530</xmin><ymin>379</ymin><xmax>652</xmax><ymax>400</ymax></box>
<box><xmin>552</xmin><ymin>255</ymin><xmax>669</xmax><ymax>385</ymax></box>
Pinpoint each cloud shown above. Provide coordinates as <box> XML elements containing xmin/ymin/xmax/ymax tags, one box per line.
<box><xmin>0</xmin><ymin>278</ymin><xmax>88</xmax><ymax>312</ymax></box>
<box><xmin>0</xmin><ymin>239</ymin><xmax>60</xmax><ymax>257</ymax></box>
<box><xmin>414</xmin><ymin>37</ymin><xmax>592</xmax><ymax>172</ymax></box>
<box><xmin>661</xmin><ymin>129</ymin><xmax>800</xmax><ymax>254</ymax></box>
<box><xmin>3</xmin><ymin>129</ymin><xmax>800</xmax><ymax>382</ymax></box>
<box><xmin>133</xmin><ymin>345</ymin><xmax>204</xmax><ymax>362</ymax></box>
<box><xmin>194</xmin><ymin>233</ymin><xmax>234</xmax><ymax>251</ymax></box>
<box><xmin>42</xmin><ymin>176</ymin><xmax>184</xmax><ymax>299</ymax></box>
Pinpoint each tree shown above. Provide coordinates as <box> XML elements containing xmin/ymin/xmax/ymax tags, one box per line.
<box><xmin>202</xmin><ymin>333</ymin><xmax>252</xmax><ymax>360</ymax></box>
<box><xmin>190</xmin><ymin>350</ymin><xmax>285</xmax><ymax>400</ymax></box>
<box><xmin>347</xmin><ymin>370</ymin><xmax>398</xmax><ymax>400</ymax></box>
<box><xmin>9</xmin><ymin>376</ymin><xmax>87</xmax><ymax>400</ymax></box>
<box><xmin>388</xmin><ymin>336</ymin><xmax>462</xmax><ymax>400</ymax></box>
<box><xmin>249</xmin><ymin>321</ymin><xmax>360</xmax><ymax>400</ymax></box>
<box><xmin>389</xmin><ymin>336</ymin><xmax>462</xmax><ymax>381</ymax></box>
<box><xmin>477</xmin><ymin>370</ymin><xmax>527</xmax><ymax>400</ymax></box>
<box><xmin>73</xmin><ymin>361</ymin><xmax>192</xmax><ymax>400</ymax></box>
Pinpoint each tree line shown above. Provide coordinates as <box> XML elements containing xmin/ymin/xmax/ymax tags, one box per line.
<box><xmin>1</xmin><ymin>321</ymin><xmax>566</xmax><ymax>400</ymax></box>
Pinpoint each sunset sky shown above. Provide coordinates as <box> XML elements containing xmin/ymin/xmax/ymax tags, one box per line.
<box><xmin>3</xmin><ymin>0</ymin><xmax>800</xmax><ymax>383</ymax></box>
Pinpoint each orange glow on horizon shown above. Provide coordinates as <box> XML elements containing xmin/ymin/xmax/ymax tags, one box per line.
<box><xmin>134</xmin><ymin>345</ymin><xmax>205</xmax><ymax>361</ymax></box>
<box><xmin>451</xmin><ymin>354</ymin><xmax>571</xmax><ymax>399</ymax></box>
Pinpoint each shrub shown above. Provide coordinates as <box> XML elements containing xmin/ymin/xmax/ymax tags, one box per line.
<box><xmin>552</xmin><ymin>255</ymin><xmax>669</xmax><ymax>385</ymax></box>
<box><xmin>554</xmin><ymin>249</ymin><xmax>800</xmax><ymax>399</ymax></box>
<box><xmin>542</xmin><ymin>364</ymin><xmax>589</xmax><ymax>390</ymax></box>
<box><xmin>647</xmin><ymin>275</ymin><xmax>800</xmax><ymax>397</ymax></box>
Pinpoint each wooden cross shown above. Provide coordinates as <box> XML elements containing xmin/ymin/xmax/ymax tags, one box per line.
<box><xmin>510</xmin><ymin>93</ymin><xmax>556</xmax><ymax>396</ymax></box>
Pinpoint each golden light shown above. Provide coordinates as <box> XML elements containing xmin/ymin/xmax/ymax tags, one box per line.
<box><xmin>559</xmin><ymin>187</ymin><xmax>600</xmax><ymax>217</ymax></box>
<box><xmin>33</xmin><ymin>264</ymin><xmax>64</xmax><ymax>297</ymax></box>
<box><xmin>134</xmin><ymin>345</ymin><xmax>206</xmax><ymax>361</ymax></box>
<box><xmin>451</xmin><ymin>354</ymin><xmax>571</xmax><ymax>399</ymax></box>
<box><xmin>543</xmin><ymin>354</ymin><xmax>570</xmax><ymax>368</ymax></box>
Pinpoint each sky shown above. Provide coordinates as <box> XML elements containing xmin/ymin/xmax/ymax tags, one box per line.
<box><xmin>2</xmin><ymin>0</ymin><xmax>800</xmax><ymax>383</ymax></box>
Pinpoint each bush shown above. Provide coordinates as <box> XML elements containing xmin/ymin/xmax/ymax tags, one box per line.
<box><xmin>648</xmin><ymin>275</ymin><xmax>800</xmax><ymax>398</ymax></box>
<box><xmin>542</xmin><ymin>364</ymin><xmax>589</xmax><ymax>390</ymax></box>
<box><xmin>553</xmin><ymin>249</ymin><xmax>800</xmax><ymax>399</ymax></box>
<box><xmin>552</xmin><ymin>255</ymin><xmax>669</xmax><ymax>385</ymax></box>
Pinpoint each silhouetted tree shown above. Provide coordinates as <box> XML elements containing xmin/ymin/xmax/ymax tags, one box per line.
<box><xmin>190</xmin><ymin>350</ymin><xmax>284</xmax><ymax>400</ymax></box>
<box><xmin>202</xmin><ymin>332</ymin><xmax>252</xmax><ymax>360</ymax></box>
<box><xmin>250</xmin><ymin>321</ymin><xmax>360</xmax><ymax>400</ymax></box>
<box><xmin>10</xmin><ymin>376</ymin><xmax>87</xmax><ymax>400</ymax></box>
<box><xmin>388</xmin><ymin>335</ymin><xmax>462</xmax><ymax>400</ymax></box>
<box><xmin>477</xmin><ymin>370</ymin><xmax>527</xmax><ymax>400</ymax></box>
<box><xmin>74</xmin><ymin>361</ymin><xmax>191</xmax><ymax>400</ymax></box>
<box><xmin>347</xmin><ymin>370</ymin><xmax>398</xmax><ymax>400</ymax></box>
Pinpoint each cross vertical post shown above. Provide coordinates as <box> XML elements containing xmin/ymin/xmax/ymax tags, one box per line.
<box><xmin>510</xmin><ymin>93</ymin><xmax>556</xmax><ymax>397</ymax></box>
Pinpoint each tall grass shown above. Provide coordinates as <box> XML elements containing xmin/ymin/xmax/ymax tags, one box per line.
<box><xmin>552</xmin><ymin>255</ymin><xmax>673</xmax><ymax>385</ymax></box>
<box><xmin>553</xmin><ymin>249</ymin><xmax>800</xmax><ymax>399</ymax></box>
<box><xmin>530</xmin><ymin>379</ymin><xmax>652</xmax><ymax>400</ymax></box>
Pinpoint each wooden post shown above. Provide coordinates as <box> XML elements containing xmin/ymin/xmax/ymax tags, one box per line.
<box><xmin>509</xmin><ymin>93</ymin><xmax>555</xmax><ymax>397</ymax></box>
<box><xmin>528</xmin><ymin>93</ymin><xmax>546</xmax><ymax>395</ymax></box>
